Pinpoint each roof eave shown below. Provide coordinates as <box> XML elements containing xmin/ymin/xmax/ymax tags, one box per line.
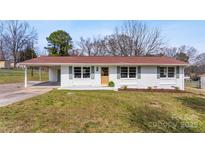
<box><xmin>19</xmin><ymin>62</ymin><xmax>188</xmax><ymax>66</ymax></box>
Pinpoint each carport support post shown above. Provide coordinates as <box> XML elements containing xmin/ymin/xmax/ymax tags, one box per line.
<box><xmin>39</xmin><ymin>66</ymin><xmax>42</xmax><ymax>81</ymax></box>
<box><xmin>24</xmin><ymin>66</ymin><xmax>28</xmax><ymax>88</ymax></box>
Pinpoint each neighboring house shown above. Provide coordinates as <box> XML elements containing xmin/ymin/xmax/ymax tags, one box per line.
<box><xmin>199</xmin><ymin>74</ymin><xmax>205</xmax><ymax>89</ymax></box>
<box><xmin>0</xmin><ymin>60</ymin><xmax>12</xmax><ymax>68</ymax></box>
<box><xmin>10</xmin><ymin>62</ymin><xmax>22</xmax><ymax>68</ymax></box>
<box><xmin>20</xmin><ymin>56</ymin><xmax>188</xmax><ymax>90</ymax></box>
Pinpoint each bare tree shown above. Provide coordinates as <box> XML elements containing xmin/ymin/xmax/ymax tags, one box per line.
<box><xmin>104</xmin><ymin>33</ymin><xmax>133</xmax><ymax>56</ymax></box>
<box><xmin>113</xmin><ymin>21</ymin><xmax>165</xmax><ymax>56</ymax></box>
<box><xmin>3</xmin><ymin>20</ymin><xmax>37</xmax><ymax>67</ymax></box>
<box><xmin>78</xmin><ymin>37</ymin><xmax>93</xmax><ymax>56</ymax></box>
<box><xmin>0</xmin><ymin>22</ymin><xmax>6</xmax><ymax>60</ymax></box>
<box><xmin>195</xmin><ymin>53</ymin><xmax>205</xmax><ymax>65</ymax></box>
<box><xmin>160</xmin><ymin>47</ymin><xmax>177</xmax><ymax>57</ymax></box>
<box><xmin>77</xmin><ymin>21</ymin><xmax>165</xmax><ymax>56</ymax></box>
<box><xmin>162</xmin><ymin>45</ymin><xmax>197</xmax><ymax>63</ymax></box>
<box><xmin>91</xmin><ymin>37</ymin><xmax>108</xmax><ymax>56</ymax></box>
<box><xmin>178</xmin><ymin>45</ymin><xmax>197</xmax><ymax>63</ymax></box>
<box><xmin>78</xmin><ymin>36</ymin><xmax>108</xmax><ymax>56</ymax></box>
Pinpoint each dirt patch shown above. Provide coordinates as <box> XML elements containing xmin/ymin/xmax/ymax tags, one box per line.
<box><xmin>67</xmin><ymin>92</ymin><xmax>74</xmax><ymax>95</ymax></box>
<box><xmin>149</xmin><ymin>101</ymin><xmax>162</xmax><ymax>108</ymax></box>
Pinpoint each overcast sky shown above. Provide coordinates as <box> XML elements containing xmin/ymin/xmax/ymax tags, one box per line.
<box><xmin>27</xmin><ymin>20</ymin><xmax>205</xmax><ymax>55</ymax></box>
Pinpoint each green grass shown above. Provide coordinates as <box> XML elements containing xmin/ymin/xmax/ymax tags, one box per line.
<box><xmin>0</xmin><ymin>89</ymin><xmax>205</xmax><ymax>132</ymax></box>
<box><xmin>0</xmin><ymin>68</ymin><xmax>48</xmax><ymax>84</ymax></box>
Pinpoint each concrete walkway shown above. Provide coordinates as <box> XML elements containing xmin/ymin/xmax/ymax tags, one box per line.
<box><xmin>0</xmin><ymin>82</ymin><xmax>53</xmax><ymax>107</ymax></box>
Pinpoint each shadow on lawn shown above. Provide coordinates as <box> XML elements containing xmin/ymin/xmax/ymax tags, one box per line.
<box><xmin>127</xmin><ymin>105</ymin><xmax>197</xmax><ymax>133</ymax></box>
<box><xmin>177</xmin><ymin>96</ymin><xmax>205</xmax><ymax>114</ymax></box>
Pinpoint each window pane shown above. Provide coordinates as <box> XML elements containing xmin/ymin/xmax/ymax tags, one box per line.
<box><xmin>121</xmin><ymin>67</ymin><xmax>128</xmax><ymax>78</ymax></box>
<box><xmin>160</xmin><ymin>67</ymin><xmax>167</xmax><ymax>78</ymax></box>
<box><xmin>168</xmin><ymin>67</ymin><xmax>175</xmax><ymax>78</ymax></box>
<box><xmin>101</xmin><ymin>67</ymin><xmax>108</xmax><ymax>76</ymax></box>
<box><xmin>74</xmin><ymin>67</ymin><xmax>81</xmax><ymax>78</ymax></box>
<box><xmin>83</xmin><ymin>67</ymin><xmax>90</xmax><ymax>78</ymax></box>
<box><xmin>129</xmin><ymin>67</ymin><xmax>136</xmax><ymax>78</ymax></box>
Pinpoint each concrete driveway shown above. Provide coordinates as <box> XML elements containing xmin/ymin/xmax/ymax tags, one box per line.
<box><xmin>0</xmin><ymin>82</ymin><xmax>54</xmax><ymax>107</ymax></box>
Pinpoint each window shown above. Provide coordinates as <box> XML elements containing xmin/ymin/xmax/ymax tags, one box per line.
<box><xmin>129</xmin><ymin>67</ymin><xmax>136</xmax><ymax>78</ymax></box>
<box><xmin>83</xmin><ymin>67</ymin><xmax>90</xmax><ymax>78</ymax></box>
<box><xmin>159</xmin><ymin>67</ymin><xmax>175</xmax><ymax>78</ymax></box>
<box><xmin>74</xmin><ymin>67</ymin><xmax>81</xmax><ymax>78</ymax></box>
<box><xmin>121</xmin><ymin>67</ymin><xmax>128</xmax><ymax>78</ymax></box>
<box><xmin>74</xmin><ymin>67</ymin><xmax>91</xmax><ymax>78</ymax></box>
<box><xmin>120</xmin><ymin>67</ymin><xmax>136</xmax><ymax>78</ymax></box>
<box><xmin>160</xmin><ymin>67</ymin><xmax>167</xmax><ymax>78</ymax></box>
<box><xmin>168</xmin><ymin>67</ymin><xmax>175</xmax><ymax>78</ymax></box>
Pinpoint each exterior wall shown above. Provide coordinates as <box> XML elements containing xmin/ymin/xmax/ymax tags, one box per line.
<box><xmin>60</xmin><ymin>65</ymin><xmax>185</xmax><ymax>90</ymax></box>
<box><xmin>49</xmin><ymin>67</ymin><xmax>58</xmax><ymax>82</ymax></box>
<box><xmin>200</xmin><ymin>76</ymin><xmax>205</xmax><ymax>89</ymax></box>
<box><xmin>61</xmin><ymin>65</ymin><xmax>101</xmax><ymax>87</ymax></box>
<box><xmin>111</xmin><ymin>66</ymin><xmax>184</xmax><ymax>90</ymax></box>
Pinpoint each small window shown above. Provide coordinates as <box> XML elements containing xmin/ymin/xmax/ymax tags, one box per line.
<box><xmin>74</xmin><ymin>67</ymin><xmax>81</xmax><ymax>78</ymax></box>
<box><xmin>83</xmin><ymin>67</ymin><xmax>90</xmax><ymax>78</ymax></box>
<box><xmin>168</xmin><ymin>67</ymin><xmax>175</xmax><ymax>78</ymax></box>
<box><xmin>121</xmin><ymin>67</ymin><xmax>128</xmax><ymax>78</ymax></box>
<box><xmin>129</xmin><ymin>67</ymin><xmax>136</xmax><ymax>78</ymax></box>
<box><xmin>160</xmin><ymin>67</ymin><xmax>167</xmax><ymax>78</ymax></box>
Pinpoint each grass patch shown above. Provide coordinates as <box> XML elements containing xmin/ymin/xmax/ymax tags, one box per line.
<box><xmin>0</xmin><ymin>68</ymin><xmax>48</xmax><ymax>84</ymax></box>
<box><xmin>0</xmin><ymin>90</ymin><xmax>205</xmax><ymax>132</ymax></box>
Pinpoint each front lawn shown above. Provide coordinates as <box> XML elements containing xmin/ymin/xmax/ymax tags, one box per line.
<box><xmin>0</xmin><ymin>89</ymin><xmax>205</xmax><ymax>132</ymax></box>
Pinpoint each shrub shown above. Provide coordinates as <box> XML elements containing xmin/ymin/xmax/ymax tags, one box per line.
<box><xmin>108</xmin><ymin>81</ymin><xmax>115</xmax><ymax>87</ymax></box>
<box><xmin>147</xmin><ymin>86</ymin><xmax>152</xmax><ymax>90</ymax></box>
<box><xmin>175</xmin><ymin>86</ymin><xmax>180</xmax><ymax>91</ymax></box>
<box><xmin>121</xmin><ymin>85</ymin><xmax>127</xmax><ymax>90</ymax></box>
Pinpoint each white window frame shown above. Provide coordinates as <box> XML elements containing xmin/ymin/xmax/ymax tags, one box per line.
<box><xmin>160</xmin><ymin>66</ymin><xmax>176</xmax><ymax>79</ymax></box>
<box><xmin>120</xmin><ymin>66</ymin><xmax>137</xmax><ymax>79</ymax></box>
<box><xmin>73</xmin><ymin>66</ymin><xmax>91</xmax><ymax>79</ymax></box>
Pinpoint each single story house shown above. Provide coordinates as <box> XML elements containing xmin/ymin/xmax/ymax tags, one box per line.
<box><xmin>20</xmin><ymin>56</ymin><xmax>188</xmax><ymax>90</ymax></box>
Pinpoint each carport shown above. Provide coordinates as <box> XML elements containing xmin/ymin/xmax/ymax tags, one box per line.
<box><xmin>23</xmin><ymin>65</ymin><xmax>61</xmax><ymax>88</ymax></box>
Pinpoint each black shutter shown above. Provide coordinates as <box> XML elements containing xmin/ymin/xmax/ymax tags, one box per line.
<box><xmin>157</xmin><ymin>66</ymin><xmax>160</xmax><ymax>79</ymax></box>
<box><xmin>117</xmin><ymin>66</ymin><xmax>120</xmax><ymax>79</ymax></box>
<box><xmin>91</xmin><ymin>66</ymin><xmax>95</xmax><ymax>79</ymax></box>
<box><xmin>138</xmin><ymin>66</ymin><xmax>141</xmax><ymax>79</ymax></box>
<box><xmin>69</xmin><ymin>66</ymin><xmax>73</xmax><ymax>79</ymax></box>
<box><xmin>176</xmin><ymin>66</ymin><xmax>180</xmax><ymax>78</ymax></box>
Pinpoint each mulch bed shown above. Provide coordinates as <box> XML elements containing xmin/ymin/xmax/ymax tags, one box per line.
<box><xmin>118</xmin><ymin>88</ymin><xmax>189</xmax><ymax>93</ymax></box>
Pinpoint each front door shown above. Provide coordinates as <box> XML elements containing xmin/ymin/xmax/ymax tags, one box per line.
<box><xmin>101</xmin><ymin>67</ymin><xmax>109</xmax><ymax>85</ymax></box>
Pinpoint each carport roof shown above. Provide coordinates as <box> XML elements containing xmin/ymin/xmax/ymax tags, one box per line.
<box><xmin>20</xmin><ymin>56</ymin><xmax>188</xmax><ymax>66</ymax></box>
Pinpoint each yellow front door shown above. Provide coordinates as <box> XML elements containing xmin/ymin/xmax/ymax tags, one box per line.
<box><xmin>101</xmin><ymin>67</ymin><xmax>109</xmax><ymax>85</ymax></box>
